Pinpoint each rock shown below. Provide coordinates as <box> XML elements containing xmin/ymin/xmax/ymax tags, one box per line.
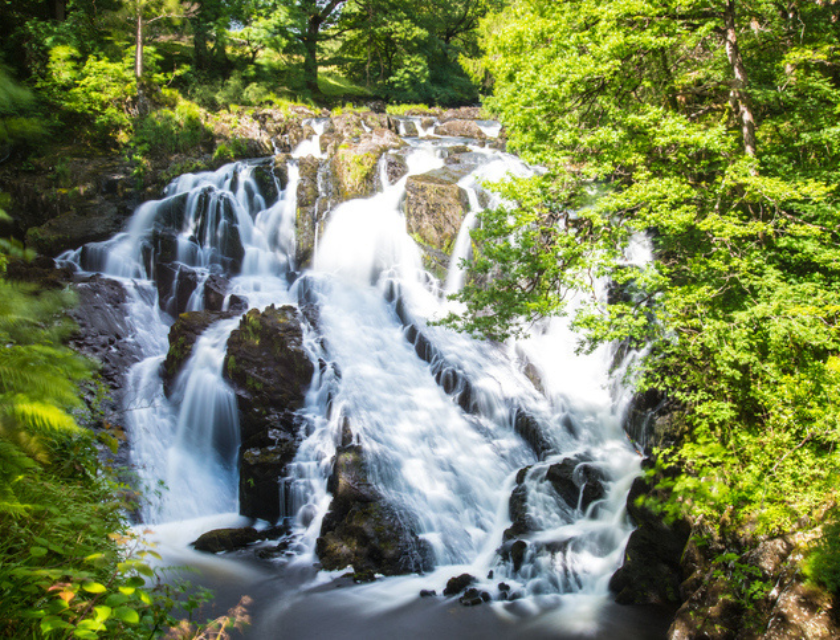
<box><xmin>367</xmin><ymin>100</ymin><xmax>387</xmax><ymax>114</ymax></box>
<box><xmin>421</xmin><ymin>117</ymin><xmax>436</xmax><ymax>130</ymax></box>
<box><xmin>361</xmin><ymin>112</ymin><xmax>399</xmax><ymax>134</ymax></box>
<box><xmin>512</xmin><ymin>408</ymin><xmax>553</xmax><ymax>459</ymax></box>
<box><xmin>191</xmin><ymin>525</ymin><xmax>286</xmax><ymax>553</ymax></box>
<box><xmin>401</xmin><ymin>120</ymin><xmax>418</xmax><ymax>137</ymax></box>
<box><xmin>443</xmin><ymin>574</ymin><xmax>476</xmax><ymax>597</ymax></box>
<box><xmin>419</xmin><ymin>589</ymin><xmax>436</xmax><ymax>598</ymax></box>
<box><xmin>460</xmin><ymin>588</ymin><xmax>484</xmax><ymax>606</ymax></box>
<box><xmin>68</xmin><ymin>275</ymin><xmax>144</xmax><ymax>390</ymax></box>
<box><xmin>504</xmin><ymin>484</ymin><xmax>534</xmax><ymax>541</ymax></box>
<box><xmin>317</xmin><ymin>432</ymin><xmax>433</xmax><ymax>577</ymax></box>
<box><xmin>609</xmin><ymin>474</ymin><xmax>690</xmax><ymax>606</ymax></box>
<box><xmin>295</xmin><ymin>155</ymin><xmax>323</xmax><ymax>268</ymax></box>
<box><xmin>440</xmin><ymin>107</ymin><xmax>484</xmax><ymax>122</ymax></box>
<box><xmin>155</xmin><ymin>263</ymin><xmax>199</xmax><ymax>317</ymax></box>
<box><xmin>383</xmin><ymin>153</ymin><xmax>408</xmax><ymax>186</ymax></box>
<box><xmin>203</xmin><ymin>274</ymin><xmax>229</xmax><ymax>312</ymax></box>
<box><xmin>404</xmin><ymin>168</ymin><xmax>470</xmax><ymax>268</ymax></box>
<box><xmin>224</xmin><ymin>305</ymin><xmax>315</xmax><ymax>522</ymax></box>
<box><xmin>5</xmin><ymin>255</ymin><xmax>73</xmax><ymax>289</ymax></box>
<box><xmin>162</xmin><ymin>310</ymin><xmax>232</xmax><ymax>397</ymax></box>
<box><xmin>26</xmin><ymin>201</ymin><xmax>130</xmax><ymax>257</ymax></box>
<box><xmin>192</xmin><ymin>527</ymin><xmax>263</xmax><ymax>553</ymax></box>
<box><xmin>251</xmin><ymin>157</ymin><xmax>287</xmax><ymax>206</ymax></box>
<box><xmin>434</xmin><ymin>120</ymin><xmax>487</xmax><ymax>139</ymax></box>
<box><xmin>546</xmin><ymin>457</ymin><xmax>606</xmax><ymax>511</ymax></box>
<box><xmin>330</xmin><ymin>128</ymin><xmax>406</xmax><ymax>201</ymax></box>
<box><xmin>510</xmin><ymin>540</ymin><xmax>528</xmax><ymax>572</ymax></box>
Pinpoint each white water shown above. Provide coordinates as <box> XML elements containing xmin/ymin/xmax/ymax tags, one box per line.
<box><xmin>59</xmin><ymin>118</ymin><xmax>651</xmax><ymax>622</ymax></box>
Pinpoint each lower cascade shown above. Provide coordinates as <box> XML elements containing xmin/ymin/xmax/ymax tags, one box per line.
<box><xmin>59</xmin><ymin>115</ymin><xmax>660</xmax><ymax>637</ymax></box>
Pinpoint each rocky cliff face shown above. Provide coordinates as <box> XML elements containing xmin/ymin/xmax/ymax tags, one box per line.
<box><xmin>616</xmin><ymin>397</ymin><xmax>840</xmax><ymax>639</ymax></box>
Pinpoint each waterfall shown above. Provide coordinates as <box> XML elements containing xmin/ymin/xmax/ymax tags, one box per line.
<box><xmin>58</xmin><ymin>117</ymin><xmax>654</xmax><ymax>632</ymax></box>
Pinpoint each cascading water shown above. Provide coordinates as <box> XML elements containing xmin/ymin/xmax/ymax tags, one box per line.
<box><xmin>58</xmin><ymin>116</ymin><xmax>662</xmax><ymax>638</ymax></box>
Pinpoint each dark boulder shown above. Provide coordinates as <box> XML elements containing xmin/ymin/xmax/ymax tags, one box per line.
<box><xmin>609</xmin><ymin>475</ymin><xmax>690</xmax><ymax>606</ymax></box>
<box><xmin>224</xmin><ymin>305</ymin><xmax>314</xmax><ymax>522</ymax></box>
<box><xmin>156</xmin><ymin>263</ymin><xmax>199</xmax><ymax>317</ymax></box>
<box><xmin>546</xmin><ymin>456</ymin><xmax>607</xmax><ymax>512</ymax></box>
<box><xmin>191</xmin><ymin>525</ymin><xmax>285</xmax><ymax>553</ymax></box>
<box><xmin>162</xmin><ymin>310</ymin><xmax>233</xmax><ymax>397</ymax></box>
<box><xmin>203</xmin><ymin>274</ymin><xmax>229</xmax><ymax>312</ymax></box>
<box><xmin>317</xmin><ymin>431</ymin><xmax>433</xmax><ymax>577</ymax></box>
<box><xmin>443</xmin><ymin>573</ymin><xmax>476</xmax><ymax>597</ymax></box>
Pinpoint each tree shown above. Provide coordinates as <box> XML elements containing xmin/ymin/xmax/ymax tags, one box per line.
<box><xmin>458</xmin><ymin>0</ymin><xmax>840</xmax><ymax>533</ymax></box>
<box><xmin>122</xmin><ymin>0</ymin><xmax>185</xmax><ymax>80</ymax></box>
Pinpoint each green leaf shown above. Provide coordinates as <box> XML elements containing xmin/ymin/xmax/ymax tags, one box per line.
<box><xmin>82</xmin><ymin>581</ymin><xmax>107</xmax><ymax>594</ymax></box>
<box><xmin>29</xmin><ymin>546</ymin><xmax>48</xmax><ymax>557</ymax></box>
<box><xmin>115</xmin><ymin>606</ymin><xmax>140</xmax><ymax>624</ymax></box>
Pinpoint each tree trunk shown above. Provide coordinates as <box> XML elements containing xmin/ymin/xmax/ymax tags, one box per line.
<box><xmin>723</xmin><ymin>0</ymin><xmax>757</xmax><ymax>160</ymax></box>
<box><xmin>303</xmin><ymin>16</ymin><xmax>321</xmax><ymax>99</ymax></box>
<box><xmin>135</xmin><ymin>10</ymin><xmax>144</xmax><ymax>79</ymax></box>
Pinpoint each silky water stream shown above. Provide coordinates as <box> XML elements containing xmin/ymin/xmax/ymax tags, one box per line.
<box><xmin>59</xmin><ymin>121</ymin><xmax>670</xmax><ymax>639</ymax></box>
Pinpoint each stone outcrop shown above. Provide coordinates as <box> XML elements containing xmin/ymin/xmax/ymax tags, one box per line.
<box><xmin>329</xmin><ymin>128</ymin><xmax>406</xmax><ymax>201</ymax></box>
<box><xmin>295</xmin><ymin>155</ymin><xmax>325</xmax><ymax>268</ymax></box>
<box><xmin>223</xmin><ymin>305</ymin><xmax>314</xmax><ymax>523</ymax></box>
<box><xmin>404</xmin><ymin>167</ymin><xmax>470</xmax><ymax>276</ymax></box>
<box><xmin>316</xmin><ymin>421</ymin><xmax>433</xmax><ymax>579</ymax></box>
<box><xmin>434</xmin><ymin>119</ymin><xmax>487</xmax><ymax>139</ymax></box>
<box><xmin>609</xmin><ymin>470</ymin><xmax>691</xmax><ymax>606</ymax></box>
<box><xmin>162</xmin><ymin>310</ymin><xmax>233</xmax><ymax>397</ymax></box>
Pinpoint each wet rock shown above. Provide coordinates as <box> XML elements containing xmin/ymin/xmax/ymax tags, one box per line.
<box><xmin>361</xmin><ymin>112</ymin><xmax>399</xmax><ymax>134</ymax></box>
<box><xmin>162</xmin><ymin>310</ymin><xmax>232</xmax><ymax>397</ymax></box>
<box><xmin>512</xmin><ymin>408</ymin><xmax>553</xmax><ymax>459</ymax></box>
<box><xmin>404</xmin><ymin>168</ymin><xmax>470</xmax><ymax>270</ymax></box>
<box><xmin>155</xmin><ymin>263</ymin><xmax>199</xmax><ymax>317</ymax></box>
<box><xmin>609</xmin><ymin>474</ymin><xmax>690</xmax><ymax>606</ymax></box>
<box><xmin>295</xmin><ymin>155</ymin><xmax>323</xmax><ymax>268</ymax></box>
<box><xmin>419</xmin><ymin>589</ymin><xmax>436</xmax><ymax>598</ymax></box>
<box><xmin>401</xmin><ymin>120</ymin><xmax>418</xmax><ymax>137</ymax></box>
<box><xmin>504</xmin><ymin>484</ymin><xmax>534</xmax><ymax>541</ymax></box>
<box><xmin>192</xmin><ymin>527</ymin><xmax>263</xmax><ymax>553</ymax></box>
<box><xmin>510</xmin><ymin>540</ymin><xmax>528</xmax><ymax>572</ymax></box>
<box><xmin>191</xmin><ymin>525</ymin><xmax>285</xmax><ymax>553</ymax></box>
<box><xmin>383</xmin><ymin>153</ymin><xmax>409</xmax><ymax>185</ymax></box>
<box><xmin>251</xmin><ymin>156</ymin><xmax>287</xmax><ymax>206</ymax></box>
<box><xmin>434</xmin><ymin>120</ymin><xmax>487</xmax><ymax>140</ymax></box>
<box><xmin>203</xmin><ymin>274</ymin><xmax>229</xmax><ymax>312</ymax></box>
<box><xmin>460</xmin><ymin>588</ymin><xmax>485</xmax><ymax>606</ymax></box>
<box><xmin>66</xmin><ymin>276</ymin><xmax>138</xmax><ymax>381</ymax></box>
<box><xmin>224</xmin><ymin>305</ymin><xmax>315</xmax><ymax>522</ymax></box>
<box><xmin>546</xmin><ymin>457</ymin><xmax>606</xmax><ymax>511</ymax></box>
<box><xmin>443</xmin><ymin>573</ymin><xmax>476</xmax><ymax>597</ymax></box>
<box><xmin>421</xmin><ymin>117</ymin><xmax>436</xmax><ymax>131</ymax></box>
<box><xmin>317</xmin><ymin>435</ymin><xmax>433</xmax><ymax>576</ymax></box>
<box><xmin>331</xmin><ymin>113</ymin><xmax>366</xmax><ymax>140</ymax></box>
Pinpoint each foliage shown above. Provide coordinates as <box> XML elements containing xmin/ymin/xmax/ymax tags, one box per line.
<box><xmin>36</xmin><ymin>46</ymin><xmax>137</xmax><ymax>146</ymax></box>
<box><xmin>805</xmin><ymin>508</ymin><xmax>840</xmax><ymax>595</ymax></box>
<box><xmin>460</xmin><ymin>0</ymin><xmax>840</xmax><ymax>537</ymax></box>
<box><xmin>335</xmin><ymin>0</ymin><xmax>496</xmax><ymax>104</ymax></box>
<box><xmin>132</xmin><ymin>99</ymin><xmax>211</xmax><ymax>158</ymax></box>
